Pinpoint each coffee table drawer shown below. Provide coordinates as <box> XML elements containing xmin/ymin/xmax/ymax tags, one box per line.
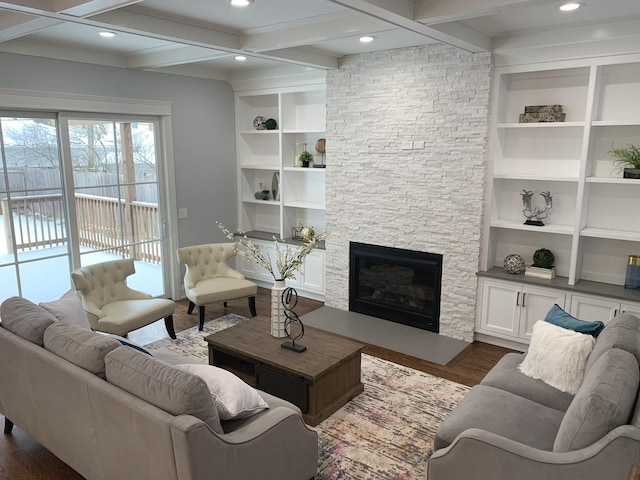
<box><xmin>256</xmin><ymin>365</ymin><xmax>308</xmax><ymax>413</ymax></box>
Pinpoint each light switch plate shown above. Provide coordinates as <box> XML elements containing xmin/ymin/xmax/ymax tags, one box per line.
<box><xmin>178</xmin><ymin>208</ymin><xmax>188</xmax><ymax>219</ymax></box>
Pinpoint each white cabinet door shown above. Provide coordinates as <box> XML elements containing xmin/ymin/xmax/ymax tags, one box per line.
<box><xmin>518</xmin><ymin>286</ymin><xmax>566</xmax><ymax>340</ymax></box>
<box><xmin>570</xmin><ymin>294</ymin><xmax>619</xmax><ymax>324</ymax></box>
<box><xmin>478</xmin><ymin>280</ymin><xmax>521</xmax><ymax>337</ymax></box>
<box><xmin>299</xmin><ymin>249</ymin><xmax>324</xmax><ymax>293</ymax></box>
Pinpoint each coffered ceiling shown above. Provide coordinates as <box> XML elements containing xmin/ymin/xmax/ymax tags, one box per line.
<box><xmin>0</xmin><ymin>0</ymin><xmax>639</xmax><ymax>80</ymax></box>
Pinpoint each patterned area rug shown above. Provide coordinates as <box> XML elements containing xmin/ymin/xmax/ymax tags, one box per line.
<box><xmin>146</xmin><ymin>314</ymin><xmax>470</xmax><ymax>479</ymax></box>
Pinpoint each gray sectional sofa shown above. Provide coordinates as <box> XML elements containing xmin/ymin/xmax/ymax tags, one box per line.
<box><xmin>428</xmin><ymin>312</ymin><xmax>640</xmax><ymax>480</ymax></box>
<box><xmin>0</xmin><ymin>296</ymin><xmax>317</xmax><ymax>480</ymax></box>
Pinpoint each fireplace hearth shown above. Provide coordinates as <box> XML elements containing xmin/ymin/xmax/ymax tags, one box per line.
<box><xmin>349</xmin><ymin>242</ymin><xmax>442</xmax><ymax>333</ymax></box>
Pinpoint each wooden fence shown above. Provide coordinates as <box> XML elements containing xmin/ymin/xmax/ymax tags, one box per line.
<box><xmin>0</xmin><ymin>193</ymin><xmax>161</xmax><ymax>264</ymax></box>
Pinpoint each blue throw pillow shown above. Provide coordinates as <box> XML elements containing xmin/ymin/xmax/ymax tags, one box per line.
<box><xmin>544</xmin><ymin>304</ymin><xmax>605</xmax><ymax>337</ymax></box>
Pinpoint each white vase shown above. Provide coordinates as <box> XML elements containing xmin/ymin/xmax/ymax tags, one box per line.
<box><xmin>271</xmin><ymin>279</ymin><xmax>288</xmax><ymax>338</ymax></box>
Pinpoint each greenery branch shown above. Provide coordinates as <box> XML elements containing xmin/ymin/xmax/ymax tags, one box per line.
<box><xmin>217</xmin><ymin>222</ymin><xmax>328</xmax><ymax>281</ymax></box>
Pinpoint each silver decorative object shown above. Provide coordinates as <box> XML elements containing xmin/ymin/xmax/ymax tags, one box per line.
<box><xmin>521</xmin><ymin>190</ymin><xmax>553</xmax><ymax>226</ymax></box>
<box><xmin>253</xmin><ymin>116</ymin><xmax>266</xmax><ymax>130</ymax></box>
<box><xmin>504</xmin><ymin>254</ymin><xmax>526</xmax><ymax>274</ymax></box>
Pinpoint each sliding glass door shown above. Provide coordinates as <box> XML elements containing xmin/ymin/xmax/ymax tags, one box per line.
<box><xmin>0</xmin><ymin>112</ymin><xmax>170</xmax><ymax>303</ymax></box>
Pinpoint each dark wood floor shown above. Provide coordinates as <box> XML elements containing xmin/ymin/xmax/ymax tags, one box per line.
<box><xmin>0</xmin><ymin>287</ymin><xmax>514</xmax><ymax>480</ymax></box>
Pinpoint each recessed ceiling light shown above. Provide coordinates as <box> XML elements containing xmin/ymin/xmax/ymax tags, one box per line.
<box><xmin>359</xmin><ymin>36</ymin><xmax>375</xmax><ymax>43</ymax></box>
<box><xmin>235</xmin><ymin>55</ymin><xmax>247</xmax><ymax>62</ymax></box>
<box><xmin>559</xmin><ymin>2</ymin><xmax>584</xmax><ymax>12</ymax></box>
<box><xmin>229</xmin><ymin>0</ymin><xmax>253</xmax><ymax>6</ymax></box>
<box><xmin>99</xmin><ymin>31</ymin><xmax>116</xmax><ymax>38</ymax></box>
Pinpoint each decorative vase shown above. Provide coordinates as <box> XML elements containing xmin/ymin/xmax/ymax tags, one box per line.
<box><xmin>623</xmin><ymin>168</ymin><xmax>640</xmax><ymax>179</ymax></box>
<box><xmin>271</xmin><ymin>279</ymin><xmax>288</xmax><ymax>338</ymax></box>
<box><xmin>272</xmin><ymin>172</ymin><xmax>280</xmax><ymax>201</ymax></box>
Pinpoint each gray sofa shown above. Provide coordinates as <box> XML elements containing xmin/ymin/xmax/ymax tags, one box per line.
<box><xmin>428</xmin><ymin>312</ymin><xmax>640</xmax><ymax>480</ymax></box>
<box><xmin>0</xmin><ymin>296</ymin><xmax>317</xmax><ymax>480</ymax></box>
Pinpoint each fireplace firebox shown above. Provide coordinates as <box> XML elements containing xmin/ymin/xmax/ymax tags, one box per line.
<box><xmin>349</xmin><ymin>242</ymin><xmax>442</xmax><ymax>333</ymax></box>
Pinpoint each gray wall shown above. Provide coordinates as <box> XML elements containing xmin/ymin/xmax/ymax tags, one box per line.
<box><xmin>325</xmin><ymin>45</ymin><xmax>492</xmax><ymax>342</ymax></box>
<box><xmin>0</xmin><ymin>51</ymin><xmax>237</xmax><ymax>249</ymax></box>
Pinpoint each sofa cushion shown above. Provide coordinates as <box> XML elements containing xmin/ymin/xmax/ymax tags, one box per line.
<box><xmin>554</xmin><ymin>348</ymin><xmax>639</xmax><ymax>452</ymax></box>
<box><xmin>480</xmin><ymin>352</ymin><xmax>574</xmax><ymax>412</ymax></box>
<box><xmin>43</xmin><ymin>322</ymin><xmax>120</xmax><ymax>378</ymax></box>
<box><xmin>544</xmin><ymin>304</ymin><xmax>605</xmax><ymax>336</ymax></box>
<box><xmin>434</xmin><ymin>384</ymin><xmax>564</xmax><ymax>452</ymax></box>
<box><xmin>39</xmin><ymin>290</ymin><xmax>92</xmax><ymax>330</ymax></box>
<box><xmin>0</xmin><ymin>296</ymin><xmax>57</xmax><ymax>346</ymax></box>
<box><xmin>586</xmin><ymin>313</ymin><xmax>640</xmax><ymax>372</ymax></box>
<box><xmin>519</xmin><ymin>320</ymin><xmax>595</xmax><ymax>395</ymax></box>
<box><xmin>176</xmin><ymin>364</ymin><xmax>269</xmax><ymax>420</ymax></box>
<box><xmin>105</xmin><ymin>347</ymin><xmax>223</xmax><ymax>434</ymax></box>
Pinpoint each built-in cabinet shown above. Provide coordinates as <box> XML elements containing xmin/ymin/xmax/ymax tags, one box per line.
<box><xmin>476</xmin><ymin>275</ymin><xmax>640</xmax><ymax>348</ymax></box>
<box><xmin>477</xmin><ymin>55</ymin><xmax>640</xmax><ymax>347</ymax></box>
<box><xmin>235</xmin><ymin>85</ymin><xmax>326</xmax><ymax>299</ymax></box>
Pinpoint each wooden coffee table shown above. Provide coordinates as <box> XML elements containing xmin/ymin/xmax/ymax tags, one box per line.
<box><xmin>205</xmin><ymin>315</ymin><xmax>364</xmax><ymax>426</ymax></box>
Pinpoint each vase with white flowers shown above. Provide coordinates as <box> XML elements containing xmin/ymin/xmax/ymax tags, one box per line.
<box><xmin>217</xmin><ymin>222</ymin><xmax>329</xmax><ymax>337</ymax></box>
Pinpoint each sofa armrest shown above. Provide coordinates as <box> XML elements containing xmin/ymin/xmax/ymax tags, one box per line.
<box><xmin>170</xmin><ymin>408</ymin><xmax>317</xmax><ymax>480</ymax></box>
<box><xmin>428</xmin><ymin>426</ymin><xmax>640</xmax><ymax>480</ymax></box>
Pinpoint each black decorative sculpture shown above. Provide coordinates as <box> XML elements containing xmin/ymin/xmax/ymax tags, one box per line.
<box><xmin>280</xmin><ymin>287</ymin><xmax>306</xmax><ymax>353</ymax></box>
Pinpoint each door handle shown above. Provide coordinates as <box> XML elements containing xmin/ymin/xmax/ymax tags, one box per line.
<box><xmin>522</xmin><ymin>293</ymin><xmax>526</xmax><ymax>308</ymax></box>
<box><xmin>516</xmin><ymin>292</ymin><xmax>520</xmax><ymax>306</ymax></box>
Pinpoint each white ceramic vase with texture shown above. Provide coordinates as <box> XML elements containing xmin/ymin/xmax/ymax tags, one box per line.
<box><xmin>271</xmin><ymin>279</ymin><xmax>288</xmax><ymax>338</ymax></box>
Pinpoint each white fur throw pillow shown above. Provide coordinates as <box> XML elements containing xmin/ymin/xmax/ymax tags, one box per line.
<box><xmin>519</xmin><ymin>320</ymin><xmax>596</xmax><ymax>395</ymax></box>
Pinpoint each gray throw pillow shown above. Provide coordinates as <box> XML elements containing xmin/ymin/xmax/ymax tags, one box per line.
<box><xmin>0</xmin><ymin>296</ymin><xmax>57</xmax><ymax>346</ymax></box>
<box><xmin>105</xmin><ymin>347</ymin><xmax>223</xmax><ymax>434</ymax></box>
<box><xmin>39</xmin><ymin>290</ymin><xmax>92</xmax><ymax>330</ymax></box>
<box><xmin>43</xmin><ymin>322</ymin><xmax>120</xmax><ymax>378</ymax></box>
<box><xmin>554</xmin><ymin>348</ymin><xmax>639</xmax><ymax>452</ymax></box>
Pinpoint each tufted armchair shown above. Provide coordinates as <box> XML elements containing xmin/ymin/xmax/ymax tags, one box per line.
<box><xmin>71</xmin><ymin>259</ymin><xmax>176</xmax><ymax>338</ymax></box>
<box><xmin>176</xmin><ymin>243</ymin><xmax>257</xmax><ymax>331</ymax></box>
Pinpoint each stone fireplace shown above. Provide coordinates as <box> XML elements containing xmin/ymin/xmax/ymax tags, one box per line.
<box><xmin>349</xmin><ymin>242</ymin><xmax>442</xmax><ymax>333</ymax></box>
<box><xmin>322</xmin><ymin>44</ymin><xmax>492</xmax><ymax>343</ymax></box>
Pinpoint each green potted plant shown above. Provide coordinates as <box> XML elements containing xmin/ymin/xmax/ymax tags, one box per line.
<box><xmin>525</xmin><ymin>248</ymin><xmax>556</xmax><ymax>279</ymax></box>
<box><xmin>608</xmin><ymin>143</ymin><xmax>640</xmax><ymax>179</ymax></box>
<box><xmin>298</xmin><ymin>150</ymin><xmax>313</xmax><ymax>168</ymax></box>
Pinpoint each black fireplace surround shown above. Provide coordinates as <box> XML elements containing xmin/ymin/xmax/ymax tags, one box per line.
<box><xmin>349</xmin><ymin>242</ymin><xmax>442</xmax><ymax>333</ymax></box>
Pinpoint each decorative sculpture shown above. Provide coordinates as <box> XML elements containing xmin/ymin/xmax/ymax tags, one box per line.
<box><xmin>521</xmin><ymin>190</ymin><xmax>553</xmax><ymax>226</ymax></box>
<box><xmin>280</xmin><ymin>287</ymin><xmax>306</xmax><ymax>353</ymax></box>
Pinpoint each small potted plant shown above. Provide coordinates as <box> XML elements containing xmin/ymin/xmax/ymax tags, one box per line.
<box><xmin>298</xmin><ymin>150</ymin><xmax>313</xmax><ymax>168</ymax></box>
<box><xmin>608</xmin><ymin>143</ymin><xmax>640</xmax><ymax>179</ymax></box>
<box><xmin>525</xmin><ymin>248</ymin><xmax>556</xmax><ymax>279</ymax></box>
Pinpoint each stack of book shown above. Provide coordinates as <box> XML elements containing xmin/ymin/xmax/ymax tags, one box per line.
<box><xmin>519</xmin><ymin>105</ymin><xmax>565</xmax><ymax>123</ymax></box>
<box><xmin>525</xmin><ymin>266</ymin><xmax>556</xmax><ymax>279</ymax></box>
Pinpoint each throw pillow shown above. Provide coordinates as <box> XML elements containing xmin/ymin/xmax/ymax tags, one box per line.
<box><xmin>176</xmin><ymin>364</ymin><xmax>269</xmax><ymax>420</ymax></box>
<box><xmin>39</xmin><ymin>290</ymin><xmax>92</xmax><ymax>330</ymax></box>
<box><xmin>554</xmin><ymin>348</ymin><xmax>639</xmax><ymax>452</ymax></box>
<box><xmin>0</xmin><ymin>296</ymin><xmax>57</xmax><ymax>346</ymax></box>
<box><xmin>544</xmin><ymin>304</ymin><xmax>605</xmax><ymax>336</ymax></box>
<box><xmin>519</xmin><ymin>320</ymin><xmax>596</xmax><ymax>395</ymax></box>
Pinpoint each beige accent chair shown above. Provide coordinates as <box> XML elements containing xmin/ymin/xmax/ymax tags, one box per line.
<box><xmin>71</xmin><ymin>258</ymin><xmax>176</xmax><ymax>338</ymax></box>
<box><xmin>177</xmin><ymin>243</ymin><xmax>257</xmax><ymax>331</ymax></box>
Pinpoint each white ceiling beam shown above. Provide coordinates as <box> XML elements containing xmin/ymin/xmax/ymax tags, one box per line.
<box><xmin>414</xmin><ymin>0</ymin><xmax>557</xmax><ymax>25</ymax></box>
<box><xmin>126</xmin><ymin>45</ymin><xmax>228</xmax><ymax>69</ymax></box>
<box><xmin>328</xmin><ymin>0</ymin><xmax>490</xmax><ymax>52</ymax></box>
<box><xmin>242</xmin><ymin>13</ymin><xmax>389</xmax><ymax>52</ymax></box>
<box><xmin>254</xmin><ymin>48</ymin><xmax>338</xmax><ymax>70</ymax></box>
<box><xmin>0</xmin><ymin>0</ymin><xmax>141</xmax><ymax>42</ymax></box>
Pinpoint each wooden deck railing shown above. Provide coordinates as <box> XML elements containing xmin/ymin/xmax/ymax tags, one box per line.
<box><xmin>0</xmin><ymin>193</ymin><xmax>161</xmax><ymax>264</ymax></box>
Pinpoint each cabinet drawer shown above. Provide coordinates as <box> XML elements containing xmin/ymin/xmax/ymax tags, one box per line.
<box><xmin>256</xmin><ymin>365</ymin><xmax>308</xmax><ymax>413</ymax></box>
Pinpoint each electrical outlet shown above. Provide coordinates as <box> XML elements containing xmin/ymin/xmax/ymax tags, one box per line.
<box><xmin>178</xmin><ymin>208</ymin><xmax>188</xmax><ymax>219</ymax></box>
<box><xmin>401</xmin><ymin>140</ymin><xmax>413</xmax><ymax>150</ymax></box>
<box><xmin>413</xmin><ymin>141</ymin><xmax>425</xmax><ymax>149</ymax></box>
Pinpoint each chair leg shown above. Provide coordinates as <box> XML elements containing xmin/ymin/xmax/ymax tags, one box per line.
<box><xmin>198</xmin><ymin>305</ymin><xmax>205</xmax><ymax>331</ymax></box>
<box><xmin>4</xmin><ymin>418</ymin><xmax>14</xmax><ymax>434</ymax></box>
<box><xmin>187</xmin><ymin>301</ymin><xmax>195</xmax><ymax>315</ymax></box>
<box><xmin>248</xmin><ymin>296</ymin><xmax>257</xmax><ymax>317</ymax></box>
<box><xmin>164</xmin><ymin>315</ymin><xmax>176</xmax><ymax>339</ymax></box>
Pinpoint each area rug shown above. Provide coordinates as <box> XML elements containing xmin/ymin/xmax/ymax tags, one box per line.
<box><xmin>145</xmin><ymin>314</ymin><xmax>470</xmax><ymax>479</ymax></box>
